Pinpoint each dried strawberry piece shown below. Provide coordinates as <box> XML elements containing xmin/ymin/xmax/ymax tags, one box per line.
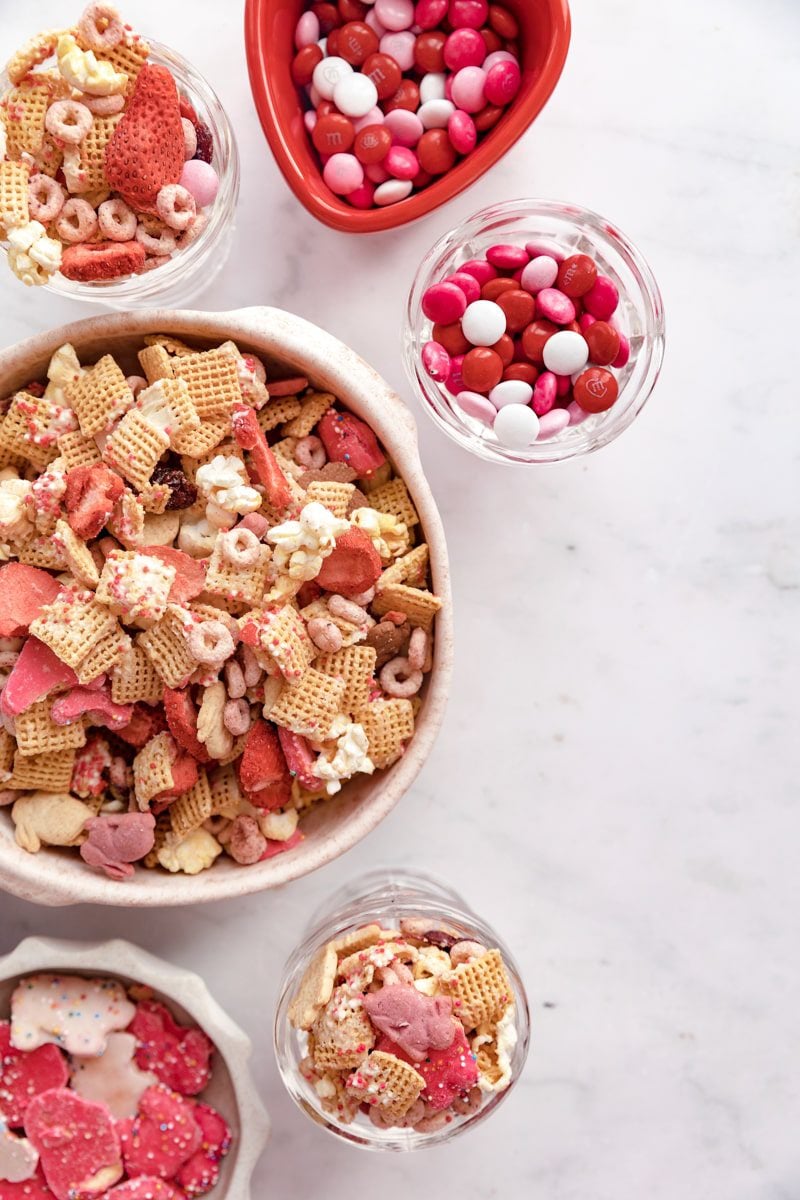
<box><xmin>315</xmin><ymin>527</ymin><xmax>382</xmax><ymax>594</ymax></box>
<box><xmin>65</xmin><ymin>464</ymin><xmax>125</xmax><ymax>539</ymax></box>
<box><xmin>119</xmin><ymin>1084</ymin><xmax>201</xmax><ymax>1181</ymax></box>
<box><xmin>25</xmin><ymin>380</ymin><xmax>45</xmax><ymax>398</ymax></box>
<box><xmin>151</xmin><ymin>465</ymin><xmax>197</xmax><ymax>510</ymax></box>
<box><xmin>116</xmin><ymin>704</ymin><xmax>167</xmax><ymax>749</ymax></box>
<box><xmin>0</xmin><ymin>564</ymin><xmax>61</xmax><ymax>637</ymax></box>
<box><xmin>277</xmin><ymin>727</ymin><xmax>322</xmax><ymax>790</ymax></box>
<box><xmin>193</xmin><ymin>121</ymin><xmax>213</xmax><ymax>164</ymax></box>
<box><xmin>174</xmin><ymin>1102</ymin><xmax>231</xmax><ymax>1196</ymax></box>
<box><xmin>138</xmin><ymin>545</ymin><xmax>206</xmax><ymax>605</ymax></box>
<box><xmin>178</xmin><ymin>97</ymin><xmax>198</xmax><ymax>125</ymax></box>
<box><xmin>238</xmin><ymin>719</ymin><xmax>290</xmax><ymax>807</ymax></box>
<box><xmin>296</xmin><ymin>580</ymin><xmax>322</xmax><ymax>608</ymax></box>
<box><xmin>60</xmin><ymin>240</ymin><xmax>146</xmax><ymax>282</ymax></box>
<box><xmin>376</xmin><ymin>1025</ymin><xmax>478</xmax><ymax>1110</ymax></box>
<box><xmin>231</xmin><ymin>404</ymin><xmax>291</xmax><ymax>510</ymax></box>
<box><xmin>128</xmin><ymin>1003</ymin><xmax>214</xmax><ymax>1096</ymax></box>
<box><xmin>0</xmin><ymin>1021</ymin><xmax>69</xmax><ymax>1127</ymax></box>
<box><xmin>318</xmin><ymin>409</ymin><xmax>386</xmax><ymax>477</ymax></box>
<box><xmin>259</xmin><ymin>828</ymin><xmax>304</xmax><ymax>859</ymax></box>
<box><xmin>105</xmin><ymin>65</ymin><xmax>185</xmax><ymax>213</ymax></box>
<box><xmin>164</xmin><ymin>688</ymin><xmax>211</xmax><ymax>764</ymax></box>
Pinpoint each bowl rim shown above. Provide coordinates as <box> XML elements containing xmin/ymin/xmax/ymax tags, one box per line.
<box><xmin>0</xmin><ymin>935</ymin><xmax>270</xmax><ymax>1199</ymax></box>
<box><xmin>243</xmin><ymin>0</ymin><xmax>572</xmax><ymax>233</ymax></box>
<box><xmin>0</xmin><ymin>306</ymin><xmax>453</xmax><ymax>907</ymax></box>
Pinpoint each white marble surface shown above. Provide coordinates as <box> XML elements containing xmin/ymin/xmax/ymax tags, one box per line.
<box><xmin>1</xmin><ymin>0</ymin><xmax>799</xmax><ymax>1195</ymax></box>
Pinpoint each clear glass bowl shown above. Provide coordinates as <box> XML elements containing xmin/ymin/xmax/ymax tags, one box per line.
<box><xmin>403</xmin><ymin>199</ymin><xmax>666</xmax><ymax>465</ymax></box>
<box><xmin>274</xmin><ymin>868</ymin><xmax>530</xmax><ymax>1151</ymax></box>
<box><xmin>0</xmin><ymin>39</ymin><xmax>239</xmax><ymax>308</ymax></box>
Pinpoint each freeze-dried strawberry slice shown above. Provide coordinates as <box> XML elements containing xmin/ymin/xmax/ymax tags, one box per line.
<box><xmin>105</xmin><ymin>65</ymin><xmax>184</xmax><ymax>213</ymax></box>
<box><xmin>24</xmin><ymin>1088</ymin><xmax>123</xmax><ymax>1200</ymax></box>
<box><xmin>238</xmin><ymin>719</ymin><xmax>289</xmax><ymax>804</ymax></box>
<box><xmin>318</xmin><ymin>410</ymin><xmax>386</xmax><ymax>477</ymax></box>
<box><xmin>276</xmin><ymin>727</ymin><xmax>322</xmax><ymax>790</ymax></box>
<box><xmin>65</xmin><ymin>465</ymin><xmax>125</xmax><ymax>540</ymax></box>
<box><xmin>231</xmin><ymin>404</ymin><xmax>291</xmax><ymax>510</ymax></box>
<box><xmin>60</xmin><ymin>241</ymin><xmax>146</xmax><ymax>282</ymax></box>
<box><xmin>259</xmin><ymin>828</ymin><xmax>304</xmax><ymax>859</ymax></box>
<box><xmin>119</xmin><ymin>1085</ymin><xmax>200</xmax><ymax>1181</ymax></box>
<box><xmin>0</xmin><ymin>565</ymin><xmax>61</xmax><ymax>638</ymax></box>
<box><xmin>174</xmin><ymin>1102</ymin><xmax>231</xmax><ymax>1197</ymax></box>
<box><xmin>315</xmin><ymin>527</ymin><xmax>382</xmax><ymax>594</ymax></box>
<box><xmin>139</xmin><ymin>545</ymin><xmax>206</xmax><ymax>605</ymax></box>
<box><xmin>0</xmin><ymin>637</ymin><xmax>77</xmax><ymax>719</ymax></box>
<box><xmin>116</xmin><ymin>704</ymin><xmax>168</xmax><ymax>749</ymax></box>
<box><xmin>128</xmin><ymin>1003</ymin><xmax>213</xmax><ymax>1097</ymax></box>
<box><xmin>163</xmin><ymin>688</ymin><xmax>211</xmax><ymax>763</ymax></box>
<box><xmin>0</xmin><ymin>1021</ymin><xmax>69</xmax><ymax>1128</ymax></box>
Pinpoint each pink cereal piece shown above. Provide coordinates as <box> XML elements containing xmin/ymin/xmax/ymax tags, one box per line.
<box><xmin>307</xmin><ymin>616</ymin><xmax>343</xmax><ymax>654</ymax></box>
<box><xmin>81</xmin><ymin>92</ymin><xmax>125</xmax><ymax>115</ymax></box>
<box><xmin>77</xmin><ymin>2</ymin><xmax>124</xmax><ymax>50</ymax></box>
<box><xmin>525</xmin><ymin>239</ymin><xmax>566</xmax><ymax>262</ymax></box>
<box><xmin>444</xmin><ymin>354</ymin><xmax>465</xmax><ymax>395</ymax></box>
<box><xmin>422</xmin><ymin>340</ymin><xmax>451</xmax><ymax>382</ymax></box>
<box><xmin>484</xmin><ymin>58</ymin><xmax>521</xmax><ymax>106</ymax></box>
<box><xmin>55</xmin><ymin>197</ymin><xmax>98</xmax><ymax>244</ymax></box>
<box><xmin>443</xmin><ymin>28</ymin><xmax>486</xmax><ymax>71</ymax></box>
<box><xmin>384</xmin><ymin>108</ymin><xmax>423</xmax><ymax>146</ymax></box>
<box><xmin>612</xmin><ymin>330</ymin><xmax>631</xmax><ymax>368</ymax></box>
<box><xmin>459</xmin><ymin>257</ymin><xmax>497</xmax><ymax>286</ymax></box>
<box><xmin>375</xmin><ymin>0</ymin><xmax>415</xmax><ymax>33</ymax></box>
<box><xmin>446</xmin><ymin>270</ymin><xmax>480</xmax><ymax>302</ymax></box>
<box><xmin>328</xmin><ymin>594</ymin><xmax>368</xmax><ymax>625</ymax></box>
<box><xmin>486</xmin><ymin>243</ymin><xmax>529</xmax><ymax>270</ymax></box>
<box><xmin>178</xmin><ymin>210</ymin><xmax>208</xmax><ymax>248</ymax></box>
<box><xmin>181</xmin><ymin>117</ymin><xmax>198</xmax><ymax>160</ymax></box>
<box><xmin>295</xmin><ymin>9</ymin><xmax>320</xmax><ymax>48</ymax></box>
<box><xmin>223</xmin><ymin>698</ymin><xmax>251</xmax><ymax>737</ymax></box>
<box><xmin>294</xmin><ymin>435</ymin><xmax>326</xmax><ymax>469</ymax></box>
<box><xmin>450</xmin><ymin>66</ymin><xmax>486</xmax><ymax>113</ymax></box>
<box><xmin>126</xmin><ymin>374</ymin><xmax>147</xmax><ymax>397</ymax></box>
<box><xmin>45</xmin><ymin>99</ymin><xmax>93</xmax><ymax>145</ymax></box>
<box><xmin>532</xmin><ymin>371</ymin><xmax>557</xmax><ymax>415</ymax></box>
<box><xmin>449</xmin><ymin>0</ymin><xmax>489</xmax><ymax>28</ymax></box>
<box><xmin>455</xmin><ymin>389</ymin><xmax>497</xmax><ymax>425</ymax></box>
<box><xmin>323</xmin><ymin>152</ymin><xmax>364</xmax><ymax>195</ymax></box>
<box><xmin>135</xmin><ymin>221</ymin><xmax>177</xmax><ymax>257</ymax></box>
<box><xmin>407</xmin><ymin>626</ymin><xmax>427</xmax><ymax>671</ymax></box>
<box><xmin>98</xmin><ymin>197</ymin><xmax>137</xmax><ymax>241</ymax></box>
<box><xmin>380</xmin><ymin>656</ymin><xmax>423</xmax><ymax>698</ymax></box>
<box><xmin>380</xmin><ymin>31</ymin><xmax>416</xmax><ymax>70</ymax></box>
<box><xmin>27</xmin><ymin>174</ymin><xmax>65</xmax><ymax>223</ymax></box>
<box><xmin>238</xmin><ymin>512</ymin><xmax>269</xmax><ymax>539</ymax></box>
<box><xmin>178</xmin><ymin>159</ymin><xmax>220</xmax><ymax>208</ymax></box>
<box><xmin>566</xmin><ymin>399</ymin><xmax>590</xmax><ymax>426</ymax></box>
<box><xmin>447</xmin><ymin>108</ymin><xmax>477</xmax><ymax>154</ymax></box>
<box><xmin>385</xmin><ymin>145</ymin><xmax>418</xmax><ymax>179</ymax></box>
<box><xmin>520</xmin><ymin>254</ymin><xmax>559</xmax><ymax>293</ymax></box>
<box><xmin>188</xmin><ymin>618</ymin><xmax>235</xmax><ymax>666</ymax></box>
<box><xmin>220</xmin><ymin>526</ymin><xmax>260</xmax><ymax>567</ymax></box>
<box><xmin>416</xmin><ymin>0</ymin><xmax>448</xmax><ymax>28</ymax></box>
<box><xmin>583</xmin><ymin>274</ymin><xmax>619</xmax><ymax>320</ymax></box>
<box><xmin>156</xmin><ymin>183</ymin><xmax>197</xmax><ymax>232</ymax></box>
<box><xmin>421</xmin><ymin>281</ymin><xmax>467</xmax><ymax>324</ymax></box>
<box><xmin>536</xmin><ymin>287</ymin><xmax>576</xmax><ymax>324</ymax></box>
<box><xmin>536</xmin><ymin>408</ymin><xmax>570</xmax><ymax>439</ymax></box>
<box><xmin>228</xmin><ymin>813</ymin><xmax>267</xmax><ymax>864</ymax></box>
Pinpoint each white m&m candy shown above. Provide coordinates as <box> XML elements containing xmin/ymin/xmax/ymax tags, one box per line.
<box><xmin>312</xmin><ymin>55</ymin><xmax>353</xmax><ymax>99</ymax></box>
<box><xmin>542</xmin><ymin>330</ymin><xmax>589</xmax><ymax>376</ymax></box>
<box><xmin>488</xmin><ymin>379</ymin><xmax>534</xmax><ymax>408</ymax></box>
<box><xmin>461</xmin><ymin>299</ymin><xmax>506</xmax><ymax>346</ymax></box>
<box><xmin>493</xmin><ymin>404</ymin><xmax>540</xmax><ymax>448</ymax></box>
<box><xmin>333</xmin><ymin>72</ymin><xmax>379</xmax><ymax>117</ymax></box>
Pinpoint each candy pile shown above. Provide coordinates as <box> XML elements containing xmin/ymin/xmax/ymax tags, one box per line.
<box><xmin>0</xmin><ymin>4</ymin><xmax>220</xmax><ymax>287</ymax></box>
<box><xmin>419</xmin><ymin>240</ymin><xmax>632</xmax><ymax>448</ymax></box>
<box><xmin>289</xmin><ymin>919</ymin><xmax>517</xmax><ymax>1133</ymax></box>
<box><xmin>0</xmin><ymin>972</ymin><xmax>231</xmax><ymax>1197</ymax></box>
<box><xmin>291</xmin><ymin>0</ymin><xmax>522</xmax><ymax>209</ymax></box>
<box><xmin>0</xmin><ymin>333</ymin><xmax>441</xmax><ymax>878</ymax></box>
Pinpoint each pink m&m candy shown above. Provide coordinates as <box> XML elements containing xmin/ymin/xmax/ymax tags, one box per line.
<box><xmin>536</xmin><ymin>287</ymin><xmax>576</xmax><ymax>325</ymax></box>
<box><xmin>385</xmin><ymin>145</ymin><xmax>419</xmax><ymax>179</ymax></box>
<box><xmin>459</xmin><ymin>257</ymin><xmax>497</xmax><ymax>286</ymax></box>
<box><xmin>455</xmin><ymin>389</ymin><xmax>496</xmax><ymax>426</ymax></box>
<box><xmin>295</xmin><ymin>10</ymin><xmax>320</xmax><ymax>48</ymax></box>
<box><xmin>583</xmin><ymin>274</ymin><xmax>620</xmax><ymax>320</ymax></box>
<box><xmin>448</xmin><ymin>0</ymin><xmax>489</xmax><ymax>29</ymax></box>
<box><xmin>375</xmin><ymin>0</ymin><xmax>415</xmax><ymax>31</ymax></box>
<box><xmin>422</xmin><ymin>281</ymin><xmax>468</xmax><ymax>323</ymax></box>
<box><xmin>346</xmin><ymin>180</ymin><xmax>377</xmax><ymax>208</ymax></box>
<box><xmin>612</xmin><ymin>330</ymin><xmax>631</xmax><ymax>368</ymax></box>
<box><xmin>521</xmin><ymin>254</ymin><xmax>559</xmax><ymax>293</ymax></box>
<box><xmin>486</xmin><ymin>243</ymin><xmax>528</xmax><ymax>270</ymax></box>
<box><xmin>450</xmin><ymin>66</ymin><xmax>486</xmax><ymax>113</ymax></box>
<box><xmin>448</xmin><ymin>109</ymin><xmax>477</xmax><ymax>154</ymax></box>
<box><xmin>446</xmin><ymin>270</ymin><xmax>481</xmax><ymax>302</ymax></box>
<box><xmin>532</xmin><ymin>371</ymin><xmax>557</xmax><ymax>415</ymax></box>
<box><xmin>422</xmin><ymin>340</ymin><xmax>451</xmax><ymax>380</ymax></box>
<box><xmin>444</xmin><ymin>353</ymin><xmax>465</xmax><ymax>395</ymax></box>
<box><xmin>415</xmin><ymin>0</ymin><xmax>448</xmax><ymax>29</ymax></box>
<box><xmin>384</xmin><ymin>107</ymin><xmax>423</xmax><ymax>145</ymax></box>
<box><xmin>443</xmin><ymin>28</ymin><xmax>486</xmax><ymax>71</ymax></box>
<box><xmin>179</xmin><ymin>159</ymin><xmax>219</xmax><ymax>207</ymax></box>
<box><xmin>484</xmin><ymin>59</ymin><xmax>521</xmax><ymax>106</ymax></box>
<box><xmin>536</xmin><ymin>407</ymin><xmax>571</xmax><ymax>439</ymax></box>
<box><xmin>323</xmin><ymin>152</ymin><xmax>364</xmax><ymax>194</ymax></box>
<box><xmin>380</xmin><ymin>31</ymin><xmax>416</xmax><ymax>70</ymax></box>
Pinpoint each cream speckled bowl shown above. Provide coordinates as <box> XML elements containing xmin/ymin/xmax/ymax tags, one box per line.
<box><xmin>0</xmin><ymin>307</ymin><xmax>452</xmax><ymax>906</ymax></box>
<box><xmin>0</xmin><ymin>936</ymin><xmax>270</xmax><ymax>1198</ymax></box>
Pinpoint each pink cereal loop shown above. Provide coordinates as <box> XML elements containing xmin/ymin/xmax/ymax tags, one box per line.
<box><xmin>328</xmin><ymin>594</ymin><xmax>366</xmax><ymax>625</ymax></box>
<box><xmin>220</xmin><ymin>526</ymin><xmax>260</xmax><ymax>567</ymax></box>
<box><xmin>98</xmin><ymin>197</ymin><xmax>137</xmax><ymax>241</ymax></box>
<box><xmin>294</xmin><ymin>435</ymin><xmax>326</xmax><ymax>469</ymax></box>
<box><xmin>177</xmin><ymin>210</ymin><xmax>208</xmax><ymax>249</ymax></box>
<box><xmin>135</xmin><ymin>220</ymin><xmax>177</xmax><ymax>257</ymax></box>
<box><xmin>80</xmin><ymin>92</ymin><xmax>125</xmax><ymax>115</ymax></box>
<box><xmin>45</xmin><ymin>99</ymin><xmax>93</xmax><ymax>145</ymax></box>
<box><xmin>156</xmin><ymin>183</ymin><xmax>197</xmax><ymax>232</ymax></box>
<box><xmin>27</xmin><ymin>174</ymin><xmax>65</xmax><ymax>223</ymax></box>
<box><xmin>307</xmin><ymin>616</ymin><xmax>343</xmax><ymax>654</ymax></box>
<box><xmin>240</xmin><ymin>644</ymin><xmax>262</xmax><ymax>688</ymax></box>
<box><xmin>56</xmin><ymin>197</ymin><xmax>98</xmax><ymax>244</ymax></box>
<box><xmin>380</xmin><ymin>656</ymin><xmax>423</xmax><ymax>697</ymax></box>
<box><xmin>188</xmin><ymin>619</ymin><xmax>235</xmax><ymax>666</ymax></box>
<box><xmin>223</xmin><ymin>697</ymin><xmax>251</xmax><ymax>736</ymax></box>
<box><xmin>181</xmin><ymin>117</ymin><xmax>198</xmax><ymax>160</ymax></box>
<box><xmin>407</xmin><ymin>626</ymin><xmax>427</xmax><ymax>671</ymax></box>
<box><xmin>228</xmin><ymin>814</ymin><xmax>267</xmax><ymax>864</ymax></box>
<box><xmin>77</xmin><ymin>2</ymin><xmax>125</xmax><ymax>50</ymax></box>
<box><xmin>224</xmin><ymin>658</ymin><xmax>246</xmax><ymax>699</ymax></box>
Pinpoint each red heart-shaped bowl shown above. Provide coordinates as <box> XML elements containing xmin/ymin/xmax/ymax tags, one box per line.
<box><xmin>245</xmin><ymin>0</ymin><xmax>571</xmax><ymax>233</ymax></box>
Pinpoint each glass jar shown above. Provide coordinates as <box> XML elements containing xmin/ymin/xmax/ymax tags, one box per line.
<box><xmin>274</xmin><ymin>868</ymin><xmax>530</xmax><ymax>1151</ymax></box>
<box><xmin>0</xmin><ymin>39</ymin><xmax>239</xmax><ymax>308</ymax></box>
<box><xmin>403</xmin><ymin>199</ymin><xmax>665</xmax><ymax>465</ymax></box>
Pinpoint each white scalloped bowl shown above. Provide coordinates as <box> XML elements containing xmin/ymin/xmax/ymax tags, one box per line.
<box><xmin>0</xmin><ymin>307</ymin><xmax>453</xmax><ymax>906</ymax></box>
<box><xmin>0</xmin><ymin>936</ymin><xmax>270</xmax><ymax>1198</ymax></box>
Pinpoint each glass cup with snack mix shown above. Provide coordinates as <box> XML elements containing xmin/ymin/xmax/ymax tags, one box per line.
<box><xmin>274</xmin><ymin>869</ymin><xmax>530</xmax><ymax>1150</ymax></box>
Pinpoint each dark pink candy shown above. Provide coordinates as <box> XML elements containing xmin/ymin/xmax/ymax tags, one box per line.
<box><xmin>444</xmin><ymin>353</ymin><xmax>465</xmax><ymax>395</ymax></box>
<box><xmin>532</xmin><ymin>371</ymin><xmax>557</xmax><ymax>415</ymax></box>
<box><xmin>443</xmin><ymin>28</ymin><xmax>486</xmax><ymax>71</ymax></box>
<box><xmin>421</xmin><ymin>280</ymin><xmax>468</xmax><ymax>323</ymax></box>
<box><xmin>448</xmin><ymin>109</ymin><xmax>477</xmax><ymax>154</ymax></box>
<box><xmin>583</xmin><ymin>274</ymin><xmax>619</xmax><ymax>320</ymax></box>
<box><xmin>459</xmin><ymin>257</ymin><xmax>497</xmax><ymax>285</ymax></box>
<box><xmin>448</xmin><ymin>0</ymin><xmax>489</xmax><ymax>29</ymax></box>
<box><xmin>578</xmin><ymin>312</ymin><xmax>597</xmax><ymax>333</ymax></box>
<box><xmin>415</xmin><ymin>0</ymin><xmax>448</xmax><ymax>29</ymax></box>
<box><xmin>346</xmin><ymin>180</ymin><xmax>376</xmax><ymax>207</ymax></box>
<box><xmin>484</xmin><ymin>59</ymin><xmax>521</xmax><ymax>106</ymax></box>
<box><xmin>486</xmin><ymin>242</ymin><xmax>529</xmax><ymax>270</ymax></box>
<box><xmin>385</xmin><ymin>146</ymin><xmax>419</xmax><ymax>179</ymax></box>
<box><xmin>536</xmin><ymin>287</ymin><xmax>576</xmax><ymax>324</ymax></box>
<box><xmin>447</xmin><ymin>270</ymin><xmax>481</xmax><ymax>302</ymax></box>
<box><xmin>612</xmin><ymin>331</ymin><xmax>631</xmax><ymax>368</ymax></box>
<box><xmin>422</xmin><ymin>340</ymin><xmax>452</xmax><ymax>381</ymax></box>
<box><xmin>555</xmin><ymin>373</ymin><xmax>572</xmax><ymax>397</ymax></box>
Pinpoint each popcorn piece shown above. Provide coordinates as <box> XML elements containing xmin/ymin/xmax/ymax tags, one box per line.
<box><xmin>351</xmin><ymin>505</ymin><xmax>410</xmax><ymax>561</ymax></box>
<box><xmin>268</xmin><ymin>501</ymin><xmax>349</xmax><ymax>583</ymax></box>
<box><xmin>96</xmin><ymin>549</ymin><xmax>176</xmax><ymax>625</ymax></box>
<box><xmin>57</xmin><ymin>32</ymin><xmax>129</xmax><ymax>95</ymax></box>
<box><xmin>195</xmin><ymin>454</ymin><xmax>261</xmax><ymax>522</ymax></box>
<box><xmin>0</xmin><ymin>476</ymin><xmax>34</xmax><ymax>542</ymax></box>
<box><xmin>471</xmin><ymin>1005</ymin><xmax>517</xmax><ymax>1094</ymax></box>
<box><xmin>156</xmin><ymin>827</ymin><xmax>221</xmax><ymax>874</ymax></box>
<box><xmin>314</xmin><ymin>716</ymin><xmax>374</xmax><ymax>796</ymax></box>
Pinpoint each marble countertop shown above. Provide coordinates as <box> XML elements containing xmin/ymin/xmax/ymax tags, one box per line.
<box><xmin>1</xmin><ymin>0</ymin><xmax>798</xmax><ymax>1195</ymax></box>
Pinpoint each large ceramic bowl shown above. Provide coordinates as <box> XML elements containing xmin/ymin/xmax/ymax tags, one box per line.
<box><xmin>244</xmin><ymin>0</ymin><xmax>571</xmax><ymax>232</ymax></box>
<box><xmin>0</xmin><ymin>936</ymin><xmax>270</xmax><ymax>1199</ymax></box>
<box><xmin>0</xmin><ymin>307</ymin><xmax>452</xmax><ymax>906</ymax></box>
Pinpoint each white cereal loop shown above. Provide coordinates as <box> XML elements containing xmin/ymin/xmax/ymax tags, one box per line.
<box><xmin>77</xmin><ymin>2</ymin><xmax>125</xmax><ymax>50</ymax></box>
<box><xmin>80</xmin><ymin>91</ymin><xmax>125</xmax><ymax>116</ymax></box>
<box><xmin>156</xmin><ymin>184</ymin><xmax>197</xmax><ymax>232</ymax></box>
<box><xmin>294</xmin><ymin>435</ymin><xmax>326</xmax><ymax>469</ymax></box>
<box><xmin>27</xmin><ymin>175</ymin><xmax>66</xmax><ymax>224</ymax></box>
<box><xmin>220</xmin><ymin>527</ymin><xmax>260</xmax><ymax>566</ymax></box>
<box><xmin>56</xmin><ymin>197</ymin><xmax>99</xmax><ymax>244</ymax></box>
<box><xmin>178</xmin><ymin>210</ymin><xmax>208</xmax><ymax>249</ymax></box>
<box><xmin>188</xmin><ymin>619</ymin><xmax>235</xmax><ymax>667</ymax></box>
<box><xmin>182</xmin><ymin>117</ymin><xmax>198</xmax><ymax>160</ymax></box>
<box><xmin>380</xmin><ymin>655</ymin><xmax>423</xmax><ymax>698</ymax></box>
<box><xmin>135</xmin><ymin>220</ymin><xmax>178</xmax><ymax>257</ymax></box>
<box><xmin>407</xmin><ymin>626</ymin><xmax>427</xmax><ymax>671</ymax></box>
<box><xmin>45</xmin><ymin>99</ymin><xmax>93</xmax><ymax>145</ymax></box>
<box><xmin>98</xmin><ymin>197</ymin><xmax>137</xmax><ymax>241</ymax></box>
<box><xmin>307</xmin><ymin>616</ymin><xmax>343</xmax><ymax>654</ymax></box>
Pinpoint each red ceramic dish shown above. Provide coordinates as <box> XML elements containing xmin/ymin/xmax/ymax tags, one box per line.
<box><xmin>244</xmin><ymin>0</ymin><xmax>571</xmax><ymax>233</ymax></box>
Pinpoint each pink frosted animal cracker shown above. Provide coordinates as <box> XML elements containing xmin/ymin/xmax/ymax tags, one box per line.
<box><xmin>0</xmin><ymin>1119</ymin><xmax>39</xmax><ymax>1184</ymax></box>
<box><xmin>23</xmin><ymin>1089</ymin><xmax>123</xmax><ymax>1200</ymax></box>
<box><xmin>128</xmin><ymin>1002</ymin><xmax>213</xmax><ymax>1095</ymax></box>
<box><xmin>70</xmin><ymin>1032</ymin><xmax>158</xmax><ymax>1120</ymax></box>
<box><xmin>79</xmin><ymin>814</ymin><xmax>156</xmax><ymax>881</ymax></box>
<box><xmin>119</xmin><ymin>1085</ymin><xmax>201</xmax><ymax>1181</ymax></box>
<box><xmin>363</xmin><ymin>986</ymin><xmax>456</xmax><ymax>1062</ymax></box>
<box><xmin>105</xmin><ymin>1179</ymin><xmax>184</xmax><ymax>1199</ymax></box>
<box><xmin>0</xmin><ymin>1162</ymin><xmax>54</xmax><ymax>1197</ymax></box>
<box><xmin>175</xmin><ymin>1101</ymin><xmax>232</xmax><ymax>1197</ymax></box>
<box><xmin>10</xmin><ymin>975</ymin><xmax>136</xmax><ymax>1057</ymax></box>
<box><xmin>0</xmin><ymin>1021</ymin><xmax>69</xmax><ymax>1127</ymax></box>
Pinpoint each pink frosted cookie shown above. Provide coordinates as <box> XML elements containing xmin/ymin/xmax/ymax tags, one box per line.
<box><xmin>0</xmin><ymin>1163</ymin><xmax>55</xmax><ymax>1198</ymax></box>
<box><xmin>0</xmin><ymin>1023</ymin><xmax>68</xmax><ymax>1127</ymax></box>
<box><xmin>0</xmin><ymin>1121</ymin><xmax>39</xmax><ymax>1184</ymax></box>
<box><xmin>105</xmin><ymin>1179</ymin><xmax>184</xmax><ymax>1199</ymax></box>
<box><xmin>129</xmin><ymin>1003</ymin><xmax>213</xmax><ymax>1096</ymax></box>
<box><xmin>70</xmin><ymin>1033</ymin><xmax>157</xmax><ymax>1120</ymax></box>
<box><xmin>10</xmin><ymin>976</ymin><xmax>135</xmax><ymax>1057</ymax></box>
<box><xmin>119</xmin><ymin>1085</ymin><xmax>201</xmax><ymax>1181</ymax></box>
<box><xmin>24</xmin><ymin>1089</ymin><xmax>123</xmax><ymax>1200</ymax></box>
<box><xmin>174</xmin><ymin>1102</ymin><xmax>231</xmax><ymax>1197</ymax></box>
<box><xmin>378</xmin><ymin>1023</ymin><xmax>478</xmax><ymax>1110</ymax></box>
